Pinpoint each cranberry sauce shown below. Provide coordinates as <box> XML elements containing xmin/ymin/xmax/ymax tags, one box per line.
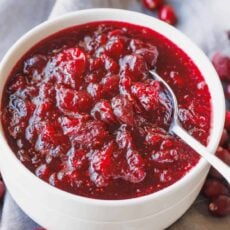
<box><xmin>1</xmin><ymin>21</ymin><xmax>211</xmax><ymax>199</ymax></box>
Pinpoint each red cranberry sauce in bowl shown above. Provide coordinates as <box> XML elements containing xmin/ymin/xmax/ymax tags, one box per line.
<box><xmin>1</xmin><ymin>21</ymin><xmax>211</xmax><ymax>200</ymax></box>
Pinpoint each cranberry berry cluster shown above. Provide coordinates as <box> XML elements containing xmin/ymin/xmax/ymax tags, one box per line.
<box><xmin>200</xmin><ymin>51</ymin><xmax>230</xmax><ymax>217</ymax></box>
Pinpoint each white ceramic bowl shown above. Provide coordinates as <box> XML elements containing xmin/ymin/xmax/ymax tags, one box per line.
<box><xmin>0</xmin><ymin>9</ymin><xmax>225</xmax><ymax>230</ymax></box>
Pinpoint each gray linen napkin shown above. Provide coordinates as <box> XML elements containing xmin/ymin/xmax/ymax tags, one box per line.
<box><xmin>0</xmin><ymin>0</ymin><xmax>230</xmax><ymax>229</ymax></box>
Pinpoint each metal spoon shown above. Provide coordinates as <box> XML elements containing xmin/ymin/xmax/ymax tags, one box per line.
<box><xmin>149</xmin><ymin>70</ymin><xmax>230</xmax><ymax>184</ymax></box>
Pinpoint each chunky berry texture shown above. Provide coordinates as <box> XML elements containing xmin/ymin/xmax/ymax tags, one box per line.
<box><xmin>2</xmin><ymin>22</ymin><xmax>211</xmax><ymax>200</ymax></box>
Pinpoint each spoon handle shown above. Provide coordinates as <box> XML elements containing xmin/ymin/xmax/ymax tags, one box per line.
<box><xmin>172</xmin><ymin>124</ymin><xmax>230</xmax><ymax>184</ymax></box>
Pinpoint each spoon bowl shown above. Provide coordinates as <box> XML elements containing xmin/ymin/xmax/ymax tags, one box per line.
<box><xmin>149</xmin><ymin>70</ymin><xmax>230</xmax><ymax>184</ymax></box>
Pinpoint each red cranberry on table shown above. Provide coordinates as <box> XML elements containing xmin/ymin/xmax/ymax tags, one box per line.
<box><xmin>224</xmin><ymin>111</ymin><xmax>230</xmax><ymax>131</ymax></box>
<box><xmin>219</xmin><ymin>129</ymin><xmax>229</xmax><ymax>147</ymax></box>
<box><xmin>215</xmin><ymin>147</ymin><xmax>230</xmax><ymax>165</ymax></box>
<box><xmin>209</xmin><ymin>195</ymin><xmax>230</xmax><ymax>216</ymax></box>
<box><xmin>0</xmin><ymin>180</ymin><xmax>5</xmax><ymax>199</ymax></box>
<box><xmin>142</xmin><ymin>0</ymin><xmax>163</xmax><ymax>11</ymax></box>
<box><xmin>225</xmin><ymin>84</ymin><xmax>230</xmax><ymax>100</ymax></box>
<box><xmin>204</xmin><ymin>48</ymin><xmax>230</xmax><ymax>217</ymax></box>
<box><xmin>212</xmin><ymin>52</ymin><xmax>230</xmax><ymax>81</ymax></box>
<box><xmin>158</xmin><ymin>5</ymin><xmax>177</xmax><ymax>25</ymax></box>
<box><xmin>209</xmin><ymin>167</ymin><xmax>223</xmax><ymax>180</ymax></box>
<box><xmin>202</xmin><ymin>178</ymin><xmax>229</xmax><ymax>198</ymax></box>
<box><xmin>208</xmin><ymin>147</ymin><xmax>230</xmax><ymax>181</ymax></box>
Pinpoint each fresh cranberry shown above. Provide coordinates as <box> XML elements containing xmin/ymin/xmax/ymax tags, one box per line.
<box><xmin>225</xmin><ymin>84</ymin><xmax>230</xmax><ymax>100</ymax></box>
<box><xmin>212</xmin><ymin>52</ymin><xmax>230</xmax><ymax>81</ymax></box>
<box><xmin>219</xmin><ymin>129</ymin><xmax>229</xmax><ymax>146</ymax></box>
<box><xmin>215</xmin><ymin>147</ymin><xmax>230</xmax><ymax>165</ymax></box>
<box><xmin>209</xmin><ymin>167</ymin><xmax>222</xmax><ymax>180</ymax></box>
<box><xmin>0</xmin><ymin>181</ymin><xmax>5</xmax><ymax>199</ymax></box>
<box><xmin>209</xmin><ymin>195</ymin><xmax>230</xmax><ymax>216</ymax></box>
<box><xmin>158</xmin><ymin>5</ymin><xmax>177</xmax><ymax>25</ymax></box>
<box><xmin>224</xmin><ymin>111</ymin><xmax>230</xmax><ymax>131</ymax></box>
<box><xmin>142</xmin><ymin>0</ymin><xmax>163</xmax><ymax>11</ymax></box>
<box><xmin>208</xmin><ymin>147</ymin><xmax>230</xmax><ymax>180</ymax></box>
<box><xmin>202</xmin><ymin>178</ymin><xmax>229</xmax><ymax>198</ymax></box>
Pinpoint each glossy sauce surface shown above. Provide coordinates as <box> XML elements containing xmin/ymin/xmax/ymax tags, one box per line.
<box><xmin>2</xmin><ymin>21</ymin><xmax>211</xmax><ymax>199</ymax></box>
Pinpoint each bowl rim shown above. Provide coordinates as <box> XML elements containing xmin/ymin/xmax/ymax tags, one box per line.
<box><xmin>0</xmin><ymin>8</ymin><xmax>225</xmax><ymax>207</ymax></box>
